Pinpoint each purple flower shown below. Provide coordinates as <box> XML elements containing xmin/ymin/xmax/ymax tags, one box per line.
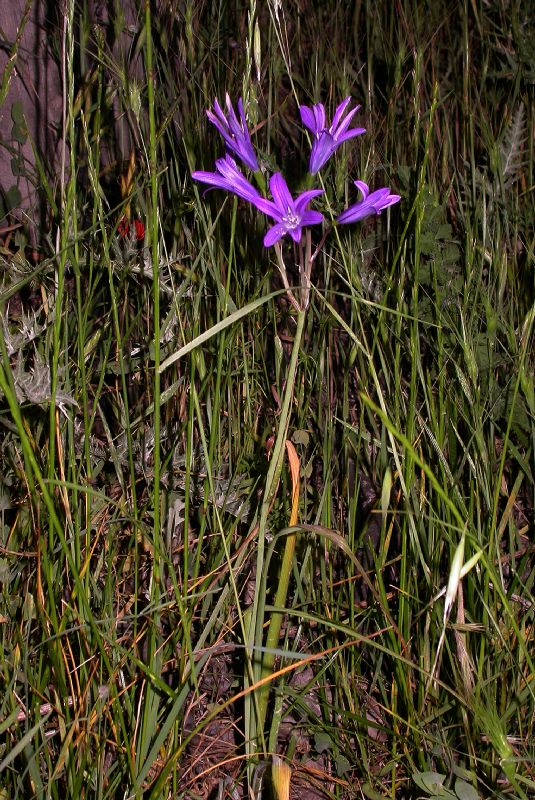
<box><xmin>299</xmin><ymin>97</ymin><xmax>366</xmax><ymax>174</ymax></box>
<box><xmin>252</xmin><ymin>173</ymin><xmax>324</xmax><ymax>247</ymax></box>
<box><xmin>337</xmin><ymin>180</ymin><xmax>400</xmax><ymax>225</ymax></box>
<box><xmin>192</xmin><ymin>155</ymin><xmax>262</xmax><ymax>204</ymax></box>
<box><xmin>191</xmin><ymin>159</ymin><xmax>323</xmax><ymax>247</ymax></box>
<box><xmin>206</xmin><ymin>94</ymin><xmax>259</xmax><ymax>172</ymax></box>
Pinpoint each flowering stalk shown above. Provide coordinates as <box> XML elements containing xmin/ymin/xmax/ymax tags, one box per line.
<box><xmin>190</xmin><ymin>93</ymin><xmax>401</xmax><ymax>754</ymax></box>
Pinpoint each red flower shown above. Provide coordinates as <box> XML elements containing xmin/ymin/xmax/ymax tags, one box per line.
<box><xmin>118</xmin><ymin>216</ymin><xmax>145</xmax><ymax>241</ymax></box>
<box><xmin>133</xmin><ymin>218</ymin><xmax>145</xmax><ymax>241</ymax></box>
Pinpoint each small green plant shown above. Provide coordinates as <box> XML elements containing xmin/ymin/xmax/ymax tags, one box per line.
<box><xmin>413</xmin><ymin>771</ymin><xmax>479</xmax><ymax>800</ymax></box>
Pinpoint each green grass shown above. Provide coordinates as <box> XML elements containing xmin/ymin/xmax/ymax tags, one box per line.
<box><xmin>0</xmin><ymin>0</ymin><xmax>533</xmax><ymax>797</ymax></box>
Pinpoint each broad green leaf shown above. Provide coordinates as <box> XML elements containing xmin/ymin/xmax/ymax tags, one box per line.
<box><xmin>455</xmin><ymin>778</ymin><xmax>480</xmax><ymax>800</ymax></box>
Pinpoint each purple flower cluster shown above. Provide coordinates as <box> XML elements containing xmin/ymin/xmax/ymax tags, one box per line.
<box><xmin>192</xmin><ymin>95</ymin><xmax>400</xmax><ymax>248</ymax></box>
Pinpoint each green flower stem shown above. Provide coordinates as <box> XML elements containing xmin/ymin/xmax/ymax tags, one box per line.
<box><xmin>251</xmin><ymin>304</ymin><xmax>307</xmax><ymax>747</ymax></box>
<box><xmin>253</xmin><ymin>168</ymin><xmax>267</xmax><ymax>196</ymax></box>
<box><xmin>137</xmin><ymin>0</ymin><xmax>163</xmax><ymax>779</ymax></box>
<box><xmin>260</xmin><ymin>524</ymin><xmax>297</xmax><ymax>698</ymax></box>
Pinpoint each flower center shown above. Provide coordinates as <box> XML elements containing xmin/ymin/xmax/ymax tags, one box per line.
<box><xmin>282</xmin><ymin>208</ymin><xmax>300</xmax><ymax>230</ymax></box>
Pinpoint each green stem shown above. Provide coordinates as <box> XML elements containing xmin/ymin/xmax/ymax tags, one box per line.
<box><xmin>137</xmin><ymin>0</ymin><xmax>162</xmax><ymax>779</ymax></box>
<box><xmin>249</xmin><ymin>305</ymin><xmax>307</xmax><ymax>748</ymax></box>
<box><xmin>261</xmin><ymin>526</ymin><xmax>297</xmax><ymax>688</ymax></box>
